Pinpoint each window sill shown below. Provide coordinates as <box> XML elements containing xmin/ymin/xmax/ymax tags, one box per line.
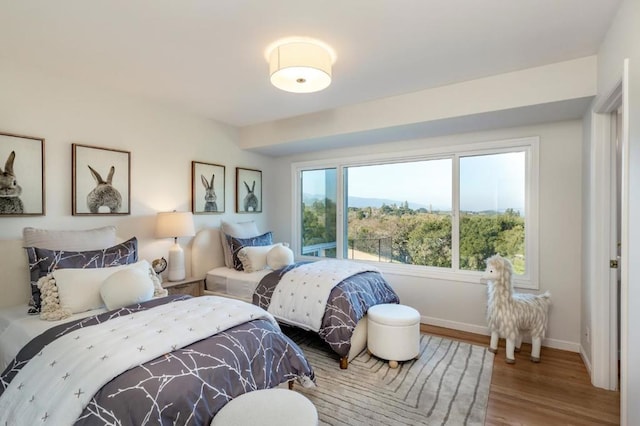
<box><xmin>296</xmin><ymin>256</ymin><xmax>538</xmax><ymax>290</ymax></box>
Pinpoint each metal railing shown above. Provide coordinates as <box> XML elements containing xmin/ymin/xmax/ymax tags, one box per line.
<box><xmin>302</xmin><ymin>237</ymin><xmax>393</xmax><ymax>262</ymax></box>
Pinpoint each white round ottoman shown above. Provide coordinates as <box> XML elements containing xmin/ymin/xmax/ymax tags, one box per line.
<box><xmin>367</xmin><ymin>303</ymin><xmax>421</xmax><ymax>368</ymax></box>
<box><xmin>211</xmin><ymin>388</ymin><xmax>318</xmax><ymax>426</ymax></box>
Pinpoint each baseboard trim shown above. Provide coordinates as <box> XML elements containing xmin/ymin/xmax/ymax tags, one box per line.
<box><xmin>580</xmin><ymin>344</ymin><xmax>593</xmax><ymax>378</ymax></box>
<box><xmin>420</xmin><ymin>315</ymin><xmax>581</xmax><ymax>353</ymax></box>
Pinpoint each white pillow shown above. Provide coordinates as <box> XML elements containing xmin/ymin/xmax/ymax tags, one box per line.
<box><xmin>266</xmin><ymin>245</ymin><xmax>295</xmax><ymax>270</ymax></box>
<box><xmin>53</xmin><ymin>267</ymin><xmax>121</xmax><ymax>313</ymax></box>
<box><xmin>237</xmin><ymin>243</ymin><xmax>282</xmax><ymax>273</ymax></box>
<box><xmin>100</xmin><ymin>268</ymin><xmax>155</xmax><ymax>310</ymax></box>
<box><xmin>23</xmin><ymin>226</ymin><xmax>117</xmax><ymax>251</ymax></box>
<box><xmin>52</xmin><ymin>260</ymin><xmax>152</xmax><ymax>314</ymax></box>
<box><xmin>220</xmin><ymin>220</ymin><xmax>259</xmax><ymax>268</ymax></box>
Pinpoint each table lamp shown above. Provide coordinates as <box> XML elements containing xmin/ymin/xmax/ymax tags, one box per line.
<box><xmin>155</xmin><ymin>211</ymin><xmax>195</xmax><ymax>281</ymax></box>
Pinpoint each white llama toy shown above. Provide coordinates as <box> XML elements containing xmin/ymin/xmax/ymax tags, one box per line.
<box><xmin>483</xmin><ymin>254</ymin><xmax>551</xmax><ymax>363</ymax></box>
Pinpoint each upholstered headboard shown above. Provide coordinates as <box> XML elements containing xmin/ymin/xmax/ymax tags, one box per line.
<box><xmin>191</xmin><ymin>228</ymin><xmax>226</xmax><ymax>280</ymax></box>
<box><xmin>0</xmin><ymin>239</ymin><xmax>31</xmax><ymax>308</ymax></box>
<box><xmin>0</xmin><ymin>226</ymin><xmax>119</xmax><ymax>309</ymax></box>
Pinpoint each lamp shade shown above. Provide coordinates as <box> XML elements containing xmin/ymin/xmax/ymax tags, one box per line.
<box><xmin>269</xmin><ymin>41</ymin><xmax>333</xmax><ymax>93</ymax></box>
<box><xmin>155</xmin><ymin>211</ymin><xmax>195</xmax><ymax>239</ymax></box>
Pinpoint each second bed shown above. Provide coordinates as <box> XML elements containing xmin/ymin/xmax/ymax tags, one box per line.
<box><xmin>191</xmin><ymin>228</ymin><xmax>399</xmax><ymax>368</ymax></box>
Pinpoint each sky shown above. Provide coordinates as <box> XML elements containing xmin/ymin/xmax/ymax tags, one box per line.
<box><xmin>303</xmin><ymin>152</ymin><xmax>525</xmax><ymax>213</ymax></box>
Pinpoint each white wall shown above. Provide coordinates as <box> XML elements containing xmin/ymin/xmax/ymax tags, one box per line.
<box><xmin>241</xmin><ymin>57</ymin><xmax>595</xmax><ymax>151</ymax></box>
<box><xmin>595</xmin><ymin>0</ymin><xmax>640</xmax><ymax>423</ymax></box>
<box><xmin>241</xmin><ymin>57</ymin><xmax>596</xmax><ymax>151</ymax></box>
<box><xmin>0</xmin><ymin>62</ymin><xmax>276</xmax><ymax>279</ymax></box>
<box><xmin>273</xmin><ymin>120</ymin><xmax>583</xmax><ymax>351</ymax></box>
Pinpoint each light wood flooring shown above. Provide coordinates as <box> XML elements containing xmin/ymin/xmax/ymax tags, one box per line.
<box><xmin>421</xmin><ymin>324</ymin><xmax>620</xmax><ymax>425</ymax></box>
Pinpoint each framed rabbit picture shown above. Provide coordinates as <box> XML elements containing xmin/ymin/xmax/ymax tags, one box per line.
<box><xmin>192</xmin><ymin>161</ymin><xmax>225</xmax><ymax>214</ymax></box>
<box><xmin>235</xmin><ymin>167</ymin><xmax>262</xmax><ymax>213</ymax></box>
<box><xmin>72</xmin><ymin>144</ymin><xmax>131</xmax><ymax>215</ymax></box>
<box><xmin>0</xmin><ymin>132</ymin><xmax>45</xmax><ymax>216</ymax></box>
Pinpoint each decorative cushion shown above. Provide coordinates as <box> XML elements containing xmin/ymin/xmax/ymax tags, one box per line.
<box><xmin>237</xmin><ymin>243</ymin><xmax>282</xmax><ymax>273</ymax></box>
<box><xmin>226</xmin><ymin>232</ymin><xmax>273</xmax><ymax>271</ymax></box>
<box><xmin>23</xmin><ymin>226</ymin><xmax>117</xmax><ymax>251</ymax></box>
<box><xmin>37</xmin><ymin>275</ymin><xmax>72</xmax><ymax>321</ymax></box>
<box><xmin>25</xmin><ymin>237</ymin><xmax>138</xmax><ymax>313</ymax></box>
<box><xmin>266</xmin><ymin>245</ymin><xmax>295</xmax><ymax>270</ymax></box>
<box><xmin>53</xmin><ymin>267</ymin><xmax>116</xmax><ymax>314</ymax></box>
<box><xmin>51</xmin><ymin>260</ymin><xmax>153</xmax><ymax>314</ymax></box>
<box><xmin>42</xmin><ymin>260</ymin><xmax>162</xmax><ymax>316</ymax></box>
<box><xmin>100</xmin><ymin>268</ymin><xmax>155</xmax><ymax>310</ymax></box>
<box><xmin>220</xmin><ymin>220</ymin><xmax>259</xmax><ymax>268</ymax></box>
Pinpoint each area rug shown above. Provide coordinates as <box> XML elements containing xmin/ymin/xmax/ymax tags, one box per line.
<box><xmin>286</xmin><ymin>327</ymin><xmax>494</xmax><ymax>426</ymax></box>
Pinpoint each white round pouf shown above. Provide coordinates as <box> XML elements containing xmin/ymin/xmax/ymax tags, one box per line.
<box><xmin>211</xmin><ymin>388</ymin><xmax>318</xmax><ymax>426</ymax></box>
<box><xmin>367</xmin><ymin>303</ymin><xmax>421</xmax><ymax>368</ymax></box>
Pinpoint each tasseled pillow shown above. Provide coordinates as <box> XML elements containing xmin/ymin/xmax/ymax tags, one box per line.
<box><xmin>37</xmin><ymin>274</ymin><xmax>72</xmax><ymax>321</ymax></box>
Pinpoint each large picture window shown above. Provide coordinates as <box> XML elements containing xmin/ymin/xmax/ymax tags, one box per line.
<box><xmin>293</xmin><ymin>137</ymin><xmax>539</xmax><ymax>288</ymax></box>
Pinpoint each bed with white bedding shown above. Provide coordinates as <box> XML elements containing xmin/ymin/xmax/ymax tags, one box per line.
<box><xmin>205</xmin><ymin>266</ymin><xmax>271</xmax><ymax>301</ymax></box>
<box><xmin>0</xmin><ymin>305</ymin><xmax>106</xmax><ymax>371</ymax></box>
<box><xmin>0</xmin><ymin>227</ymin><xmax>314</xmax><ymax>424</ymax></box>
<box><xmin>192</xmin><ymin>227</ymin><xmax>400</xmax><ymax>369</ymax></box>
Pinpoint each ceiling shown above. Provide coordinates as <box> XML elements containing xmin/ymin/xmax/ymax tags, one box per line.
<box><xmin>0</xmin><ymin>1</ymin><xmax>621</xmax><ymax>130</ymax></box>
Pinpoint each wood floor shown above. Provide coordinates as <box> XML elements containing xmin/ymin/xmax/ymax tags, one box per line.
<box><xmin>421</xmin><ymin>324</ymin><xmax>620</xmax><ymax>425</ymax></box>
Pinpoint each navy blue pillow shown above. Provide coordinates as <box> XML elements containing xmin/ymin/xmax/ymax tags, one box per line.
<box><xmin>226</xmin><ymin>232</ymin><xmax>273</xmax><ymax>271</ymax></box>
<box><xmin>25</xmin><ymin>237</ymin><xmax>138</xmax><ymax>314</ymax></box>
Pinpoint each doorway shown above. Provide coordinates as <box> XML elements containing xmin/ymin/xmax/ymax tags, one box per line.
<box><xmin>590</xmin><ymin>76</ymin><xmax>625</xmax><ymax>392</ymax></box>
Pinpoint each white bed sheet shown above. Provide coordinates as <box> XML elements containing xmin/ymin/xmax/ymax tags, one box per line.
<box><xmin>205</xmin><ymin>267</ymin><xmax>271</xmax><ymax>302</ymax></box>
<box><xmin>0</xmin><ymin>305</ymin><xmax>106</xmax><ymax>371</ymax></box>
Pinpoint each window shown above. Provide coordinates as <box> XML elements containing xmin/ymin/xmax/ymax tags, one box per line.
<box><xmin>300</xmin><ymin>168</ymin><xmax>337</xmax><ymax>258</ymax></box>
<box><xmin>293</xmin><ymin>137</ymin><xmax>539</xmax><ymax>288</ymax></box>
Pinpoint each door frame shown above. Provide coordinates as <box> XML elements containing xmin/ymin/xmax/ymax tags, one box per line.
<box><xmin>590</xmin><ymin>60</ymin><xmax>629</xmax><ymax>394</ymax></box>
<box><xmin>590</xmin><ymin>78</ymin><xmax>622</xmax><ymax>391</ymax></box>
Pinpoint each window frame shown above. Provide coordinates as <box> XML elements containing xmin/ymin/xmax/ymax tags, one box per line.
<box><xmin>291</xmin><ymin>136</ymin><xmax>539</xmax><ymax>289</ymax></box>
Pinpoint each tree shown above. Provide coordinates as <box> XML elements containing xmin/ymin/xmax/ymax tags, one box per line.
<box><xmin>405</xmin><ymin>216</ymin><xmax>452</xmax><ymax>267</ymax></box>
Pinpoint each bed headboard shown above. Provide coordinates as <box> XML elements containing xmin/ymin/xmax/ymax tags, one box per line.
<box><xmin>191</xmin><ymin>228</ymin><xmax>226</xmax><ymax>280</ymax></box>
<box><xmin>0</xmin><ymin>239</ymin><xmax>31</xmax><ymax>308</ymax></box>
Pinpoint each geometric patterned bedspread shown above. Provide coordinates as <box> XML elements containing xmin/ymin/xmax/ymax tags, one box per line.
<box><xmin>0</xmin><ymin>295</ymin><xmax>315</xmax><ymax>425</ymax></box>
<box><xmin>253</xmin><ymin>262</ymin><xmax>399</xmax><ymax>358</ymax></box>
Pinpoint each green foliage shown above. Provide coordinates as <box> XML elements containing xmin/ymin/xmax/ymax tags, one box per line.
<box><xmin>302</xmin><ymin>201</ymin><xmax>525</xmax><ymax>274</ymax></box>
<box><xmin>406</xmin><ymin>216</ymin><xmax>452</xmax><ymax>267</ymax></box>
<box><xmin>301</xmin><ymin>198</ymin><xmax>337</xmax><ymax>248</ymax></box>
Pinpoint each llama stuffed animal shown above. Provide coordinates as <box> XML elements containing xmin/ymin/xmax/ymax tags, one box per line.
<box><xmin>483</xmin><ymin>254</ymin><xmax>551</xmax><ymax>363</ymax></box>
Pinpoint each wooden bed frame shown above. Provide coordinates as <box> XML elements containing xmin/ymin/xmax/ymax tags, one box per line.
<box><xmin>190</xmin><ymin>228</ymin><xmax>368</xmax><ymax>369</ymax></box>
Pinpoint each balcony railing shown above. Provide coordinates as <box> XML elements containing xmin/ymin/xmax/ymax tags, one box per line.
<box><xmin>301</xmin><ymin>237</ymin><xmax>393</xmax><ymax>262</ymax></box>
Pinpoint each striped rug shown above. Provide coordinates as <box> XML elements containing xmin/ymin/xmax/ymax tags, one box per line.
<box><xmin>287</xmin><ymin>327</ymin><xmax>494</xmax><ymax>426</ymax></box>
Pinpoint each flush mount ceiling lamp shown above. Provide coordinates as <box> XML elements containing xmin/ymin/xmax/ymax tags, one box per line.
<box><xmin>266</xmin><ymin>37</ymin><xmax>337</xmax><ymax>93</ymax></box>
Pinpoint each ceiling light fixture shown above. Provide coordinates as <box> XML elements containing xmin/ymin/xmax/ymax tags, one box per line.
<box><xmin>266</xmin><ymin>37</ymin><xmax>336</xmax><ymax>93</ymax></box>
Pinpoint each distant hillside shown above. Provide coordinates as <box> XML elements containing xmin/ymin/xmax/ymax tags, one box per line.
<box><xmin>304</xmin><ymin>193</ymin><xmax>433</xmax><ymax>210</ymax></box>
<box><xmin>303</xmin><ymin>193</ymin><xmax>522</xmax><ymax>214</ymax></box>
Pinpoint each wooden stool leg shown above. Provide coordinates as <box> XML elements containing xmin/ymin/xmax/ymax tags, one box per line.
<box><xmin>340</xmin><ymin>356</ymin><xmax>349</xmax><ymax>369</ymax></box>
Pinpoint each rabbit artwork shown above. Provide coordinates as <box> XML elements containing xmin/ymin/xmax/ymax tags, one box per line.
<box><xmin>201</xmin><ymin>174</ymin><xmax>218</xmax><ymax>212</ymax></box>
<box><xmin>86</xmin><ymin>165</ymin><xmax>122</xmax><ymax>213</ymax></box>
<box><xmin>0</xmin><ymin>151</ymin><xmax>25</xmax><ymax>214</ymax></box>
<box><xmin>243</xmin><ymin>180</ymin><xmax>258</xmax><ymax>212</ymax></box>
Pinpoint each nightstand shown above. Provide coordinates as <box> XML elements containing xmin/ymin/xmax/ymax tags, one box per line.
<box><xmin>162</xmin><ymin>276</ymin><xmax>204</xmax><ymax>297</ymax></box>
